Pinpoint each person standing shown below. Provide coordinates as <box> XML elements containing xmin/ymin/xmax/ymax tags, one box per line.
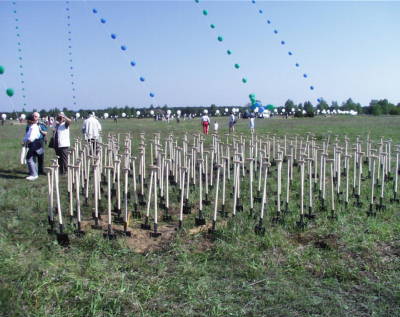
<box><xmin>22</xmin><ymin>114</ymin><xmax>42</xmax><ymax>180</ymax></box>
<box><xmin>53</xmin><ymin>112</ymin><xmax>72</xmax><ymax>175</ymax></box>
<box><xmin>213</xmin><ymin>121</ymin><xmax>219</xmax><ymax>133</ymax></box>
<box><xmin>82</xmin><ymin>112</ymin><xmax>102</xmax><ymax>154</ymax></box>
<box><xmin>32</xmin><ymin>112</ymin><xmax>48</xmax><ymax>175</ymax></box>
<box><xmin>249</xmin><ymin>115</ymin><xmax>255</xmax><ymax>134</ymax></box>
<box><xmin>228</xmin><ymin>112</ymin><xmax>236</xmax><ymax>133</ymax></box>
<box><xmin>201</xmin><ymin>112</ymin><xmax>211</xmax><ymax>135</ymax></box>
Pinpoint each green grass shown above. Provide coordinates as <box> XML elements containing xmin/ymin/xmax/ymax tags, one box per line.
<box><xmin>0</xmin><ymin>115</ymin><xmax>400</xmax><ymax>317</ymax></box>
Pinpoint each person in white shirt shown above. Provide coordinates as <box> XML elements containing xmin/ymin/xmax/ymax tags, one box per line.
<box><xmin>214</xmin><ymin>121</ymin><xmax>219</xmax><ymax>133</ymax></box>
<box><xmin>82</xmin><ymin>112</ymin><xmax>102</xmax><ymax>154</ymax></box>
<box><xmin>249</xmin><ymin>115</ymin><xmax>255</xmax><ymax>134</ymax></box>
<box><xmin>201</xmin><ymin>113</ymin><xmax>211</xmax><ymax>135</ymax></box>
<box><xmin>229</xmin><ymin>113</ymin><xmax>236</xmax><ymax>133</ymax></box>
<box><xmin>53</xmin><ymin>112</ymin><xmax>72</xmax><ymax>175</ymax></box>
<box><xmin>22</xmin><ymin>114</ymin><xmax>42</xmax><ymax>180</ymax></box>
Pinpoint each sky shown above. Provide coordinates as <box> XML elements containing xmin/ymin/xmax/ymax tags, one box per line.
<box><xmin>0</xmin><ymin>0</ymin><xmax>399</xmax><ymax>112</ymax></box>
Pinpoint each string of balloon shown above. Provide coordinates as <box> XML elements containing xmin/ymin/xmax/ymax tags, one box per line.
<box><xmin>11</xmin><ymin>1</ymin><xmax>26</xmax><ymax>107</ymax></box>
<box><xmin>90</xmin><ymin>7</ymin><xmax>156</xmax><ymax>102</ymax></box>
<box><xmin>65</xmin><ymin>1</ymin><xmax>78</xmax><ymax>107</ymax></box>
<box><xmin>194</xmin><ymin>0</ymin><xmax>257</xmax><ymax>106</ymax></box>
<box><xmin>250</xmin><ymin>0</ymin><xmax>323</xmax><ymax>103</ymax></box>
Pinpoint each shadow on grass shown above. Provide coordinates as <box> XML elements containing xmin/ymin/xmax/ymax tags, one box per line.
<box><xmin>0</xmin><ymin>169</ymin><xmax>27</xmax><ymax>180</ymax></box>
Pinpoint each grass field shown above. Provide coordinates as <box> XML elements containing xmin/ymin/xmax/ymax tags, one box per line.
<box><xmin>0</xmin><ymin>115</ymin><xmax>399</xmax><ymax>317</ymax></box>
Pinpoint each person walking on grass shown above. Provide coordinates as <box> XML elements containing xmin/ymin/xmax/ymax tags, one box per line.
<box><xmin>249</xmin><ymin>114</ymin><xmax>255</xmax><ymax>134</ymax></box>
<box><xmin>33</xmin><ymin>112</ymin><xmax>48</xmax><ymax>175</ymax></box>
<box><xmin>201</xmin><ymin>111</ymin><xmax>211</xmax><ymax>135</ymax></box>
<box><xmin>82</xmin><ymin>112</ymin><xmax>102</xmax><ymax>154</ymax></box>
<box><xmin>22</xmin><ymin>114</ymin><xmax>42</xmax><ymax>180</ymax></box>
<box><xmin>53</xmin><ymin>112</ymin><xmax>72</xmax><ymax>175</ymax></box>
<box><xmin>228</xmin><ymin>112</ymin><xmax>236</xmax><ymax>133</ymax></box>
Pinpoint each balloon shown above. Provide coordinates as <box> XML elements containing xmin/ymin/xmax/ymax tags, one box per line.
<box><xmin>217</xmin><ymin>36</ymin><xmax>223</xmax><ymax>42</ymax></box>
<box><xmin>167</xmin><ymin>110</ymin><xmax>172</xmax><ymax>115</ymax></box>
<box><xmin>242</xmin><ymin>78</ymin><xmax>247</xmax><ymax>83</ymax></box>
<box><xmin>295</xmin><ymin>63</ymin><xmax>300</xmax><ymax>67</ymax></box>
<box><xmin>111</xmin><ymin>33</ymin><xmax>117</xmax><ymax>39</ymax></box>
<box><xmin>203</xmin><ymin>109</ymin><xmax>208</xmax><ymax>114</ymax></box>
<box><xmin>149</xmin><ymin>92</ymin><xmax>155</xmax><ymax>97</ymax></box>
<box><xmin>234</xmin><ymin>63</ymin><xmax>240</xmax><ymax>69</ymax></box>
<box><xmin>274</xmin><ymin>30</ymin><xmax>278</xmax><ymax>34</ymax></box>
<box><xmin>121</xmin><ymin>45</ymin><xmax>127</xmax><ymax>51</ymax></box>
<box><xmin>303</xmin><ymin>74</ymin><xmax>307</xmax><ymax>78</ymax></box>
<box><xmin>75</xmin><ymin>113</ymin><xmax>80</xmax><ymax>118</ymax></box>
<box><xmin>215</xmin><ymin>110</ymin><xmax>220</xmax><ymax>115</ymax></box>
<box><xmin>136</xmin><ymin>111</ymin><xmax>141</xmax><ymax>116</ymax></box>
<box><xmin>150</xmin><ymin>110</ymin><xmax>155</xmax><ymax>116</ymax></box>
<box><xmin>177</xmin><ymin>110</ymin><xmax>181</xmax><ymax>115</ymax></box>
<box><xmin>0</xmin><ymin>66</ymin><xmax>4</xmax><ymax>75</ymax></box>
<box><xmin>103</xmin><ymin>113</ymin><xmax>109</xmax><ymax>119</ymax></box>
<box><xmin>227</xmin><ymin>50</ymin><xmax>232</xmax><ymax>55</ymax></box>
<box><xmin>224</xmin><ymin>108</ymin><xmax>228</xmax><ymax>113</ymax></box>
<box><xmin>267</xmin><ymin>20</ymin><xmax>271</xmax><ymax>24</ymax></box>
<box><xmin>122</xmin><ymin>112</ymin><xmax>126</xmax><ymax>118</ymax></box>
<box><xmin>249</xmin><ymin>93</ymin><xmax>256</xmax><ymax>100</ymax></box>
<box><xmin>1</xmin><ymin>114</ymin><xmax>6</xmax><ymax>120</ymax></box>
<box><xmin>259</xmin><ymin>106</ymin><xmax>265</xmax><ymax>113</ymax></box>
<box><xmin>130</xmin><ymin>61</ymin><xmax>136</xmax><ymax>67</ymax></box>
<box><xmin>310</xmin><ymin>86</ymin><xmax>314</xmax><ymax>90</ymax></box>
<box><xmin>252</xmin><ymin>0</ymin><xmax>256</xmax><ymax>3</ymax></box>
<box><xmin>202</xmin><ymin>10</ymin><xmax>208</xmax><ymax>16</ymax></box>
<box><xmin>6</xmin><ymin>88</ymin><xmax>14</xmax><ymax>97</ymax></box>
<box><xmin>139</xmin><ymin>77</ymin><xmax>145</xmax><ymax>82</ymax></box>
<box><xmin>266</xmin><ymin>104</ymin><xmax>275</xmax><ymax>111</ymax></box>
<box><xmin>195</xmin><ymin>0</ymin><xmax>199</xmax><ymax>3</ymax></box>
<box><xmin>210</xmin><ymin>24</ymin><xmax>215</xmax><ymax>29</ymax></box>
<box><xmin>259</xmin><ymin>10</ymin><xmax>263</xmax><ymax>14</ymax></box>
<box><xmin>317</xmin><ymin>98</ymin><xmax>321</xmax><ymax>103</ymax></box>
<box><xmin>288</xmin><ymin>51</ymin><xmax>293</xmax><ymax>55</ymax></box>
<box><xmin>100</xmin><ymin>18</ymin><xmax>106</xmax><ymax>23</ymax></box>
<box><xmin>20</xmin><ymin>114</ymin><xmax>26</xmax><ymax>120</ymax></box>
<box><xmin>281</xmin><ymin>41</ymin><xmax>285</xmax><ymax>45</ymax></box>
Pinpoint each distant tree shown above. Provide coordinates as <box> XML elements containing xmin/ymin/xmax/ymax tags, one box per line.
<box><xmin>304</xmin><ymin>101</ymin><xmax>314</xmax><ymax>117</ymax></box>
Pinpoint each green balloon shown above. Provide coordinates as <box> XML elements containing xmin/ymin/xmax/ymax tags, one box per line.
<box><xmin>242</xmin><ymin>78</ymin><xmax>247</xmax><ymax>83</ymax></box>
<box><xmin>249</xmin><ymin>93</ymin><xmax>256</xmax><ymax>99</ymax></box>
<box><xmin>6</xmin><ymin>88</ymin><xmax>14</xmax><ymax>97</ymax></box>
<box><xmin>217</xmin><ymin>36</ymin><xmax>223</xmax><ymax>42</ymax></box>
<box><xmin>202</xmin><ymin>10</ymin><xmax>208</xmax><ymax>16</ymax></box>
<box><xmin>234</xmin><ymin>64</ymin><xmax>240</xmax><ymax>69</ymax></box>
<box><xmin>0</xmin><ymin>66</ymin><xmax>4</xmax><ymax>75</ymax></box>
<box><xmin>210</xmin><ymin>24</ymin><xmax>215</xmax><ymax>29</ymax></box>
<box><xmin>227</xmin><ymin>50</ymin><xmax>232</xmax><ymax>55</ymax></box>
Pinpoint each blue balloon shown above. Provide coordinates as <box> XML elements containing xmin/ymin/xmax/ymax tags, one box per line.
<box><xmin>310</xmin><ymin>86</ymin><xmax>314</xmax><ymax>90</ymax></box>
<box><xmin>130</xmin><ymin>61</ymin><xmax>136</xmax><ymax>67</ymax></box>
<box><xmin>274</xmin><ymin>30</ymin><xmax>278</xmax><ymax>34</ymax></box>
<box><xmin>121</xmin><ymin>45</ymin><xmax>127</xmax><ymax>51</ymax></box>
<box><xmin>92</xmin><ymin>8</ymin><xmax>98</xmax><ymax>14</ymax></box>
<box><xmin>288</xmin><ymin>51</ymin><xmax>293</xmax><ymax>55</ymax></box>
<box><xmin>100</xmin><ymin>18</ymin><xmax>106</xmax><ymax>23</ymax></box>
<box><xmin>252</xmin><ymin>0</ymin><xmax>256</xmax><ymax>3</ymax></box>
<box><xmin>267</xmin><ymin>20</ymin><xmax>271</xmax><ymax>24</ymax></box>
<box><xmin>259</xmin><ymin>107</ymin><xmax>265</xmax><ymax>113</ymax></box>
<box><xmin>259</xmin><ymin>9</ymin><xmax>263</xmax><ymax>14</ymax></box>
<box><xmin>111</xmin><ymin>34</ymin><xmax>117</xmax><ymax>39</ymax></box>
<box><xmin>303</xmin><ymin>74</ymin><xmax>308</xmax><ymax>78</ymax></box>
<box><xmin>317</xmin><ymin>98</ymin><xmax>321</xmax><ymax>103</ymax></box>
<box><xmin>295</xmin><ymin>63</ymin><xmax>300</xmax><ymax>67</ymax></box>
<box><xmin>250</xmin><ymin>104</ymin><xmax>257</xmax><ymax>110</ymax></box>
<box><xmin>281</xmin><ymin>41</ymin><xmax>285</xmax><ymax>45</ymax></box>
<box><xmin>139</xmin><ymin>77</ymin><xmax>145</xmax><ymax>82</ymax></box>
<box><xmin>149</xmin><ymin>92</ymin><xmax>155</xmax><ymax>97</ymax></box>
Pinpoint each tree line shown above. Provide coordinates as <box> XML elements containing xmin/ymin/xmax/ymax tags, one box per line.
<box><xmin>2</xmin><ymin>98</ymin><xmax>400</xmax><ymax>118</ymax></box>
